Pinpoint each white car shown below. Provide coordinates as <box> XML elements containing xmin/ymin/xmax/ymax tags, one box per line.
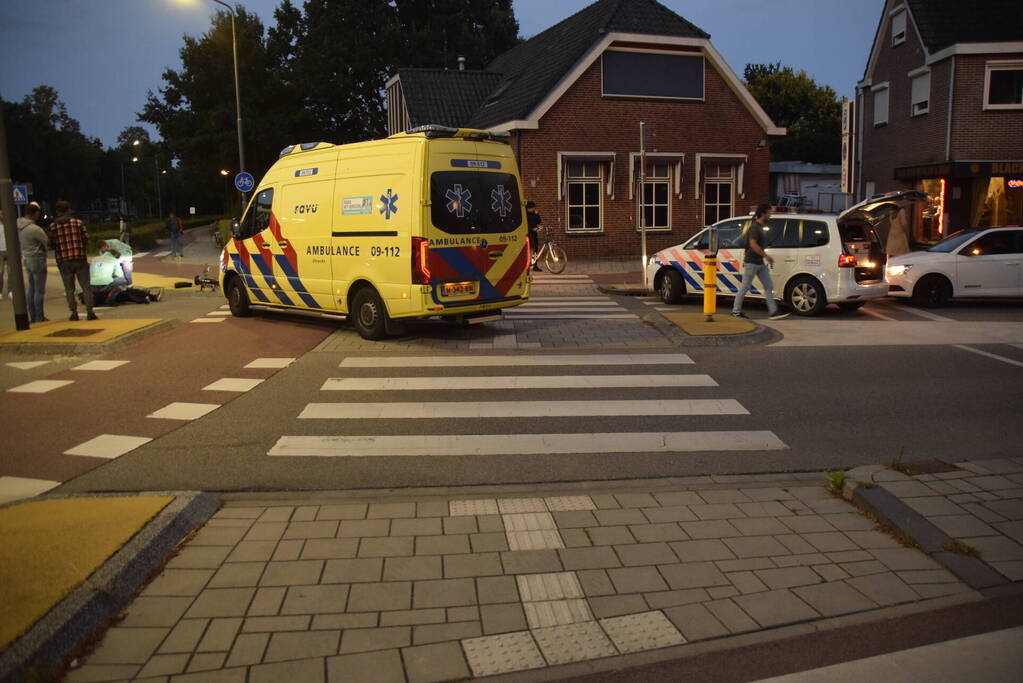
<box><xmin>887</xmin><ymin>227</ymin><xmax>1023</xmax><ymax>307</ymax></box>
<box><xmin>646</xmin><ymin>191</ymin><xmax>927</xmax><ymax>315</ymax></box>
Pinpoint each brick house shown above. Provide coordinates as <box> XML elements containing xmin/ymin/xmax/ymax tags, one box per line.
<box><xmin>385</xmin><ymin>0</ymin><xmax>783</xmax><ymax>260</ymax></box>
<box><xmin>855</xmin><ymin>0</ymin><xmax>1023</xmax><ymax>254</ymax></box>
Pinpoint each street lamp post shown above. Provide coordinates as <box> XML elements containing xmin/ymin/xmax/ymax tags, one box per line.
<box><xmin>209</xmin><ymin>0</ymin><xmax>246</xmax><ymax>209</ymax></box>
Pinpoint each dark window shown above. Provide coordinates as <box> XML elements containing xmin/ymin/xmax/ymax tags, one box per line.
<box><xmin>715</xmin><ymin>219</ymin><xmax>748</xmax><ymax>249</ymax></box>
<box><xmin>239</xmin><ymin>188</ymin><xmax>273</xmax><ymax>240</ymax></box>
<box><xmin>641</xmin><ymin>163</ymin><xmax>670</xmax><ymax>230</ymax></box>
<box><xmin>602</xmin><ymin>50</ymin><xmax>704</xmax><ymax>99</ymax></box>
<box><xmin>566</xmin><ymin>162</ymin><xmax>602</xmax><ymax>231</ymax></box>
<box><xmin>966</xmin><ymin>230</ymin><xmax>1020</xmax><ymax>256</ymax></box>
<box><xmin>762</xmin><ymin>218</ymin><xmax>801</xmax><ymax>249</ymax></box>
<box><xmin>988</xmin><ymin>69</ymin><xmax>1023</xmax><ymax>106</ymax></box>
<box><xmin>430</xmin><ymin>171</ymin><xmax>522</xmax><ymax>235</ymax></box>
<box><xmin>801</xmin><ymin>220</ymin><xmax>831</xmax><ymax>247</ymax></box>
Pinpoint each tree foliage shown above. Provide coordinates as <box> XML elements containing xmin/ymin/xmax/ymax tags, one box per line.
<box><xmin>744</xmin><ymin>63</ymin><xmax>841</xmax><ymax>164</ymax></box>
<box><xmin>4</xmin><ymin>86</ymin><xmax>105</xmax><ymax>209</ymax></box>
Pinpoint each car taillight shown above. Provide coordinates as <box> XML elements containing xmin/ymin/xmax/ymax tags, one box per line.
<box><xmin>838</xmin><ymin>254</ymin><xmax>857</xmax><ymax>268</ymax></box>
<box><xmin>412</xmin><ymin>237</ymin><xmax>430</xmax><ymax>284</ymax></box>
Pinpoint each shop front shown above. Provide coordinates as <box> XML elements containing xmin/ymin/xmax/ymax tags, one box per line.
<box><xmin>892</xmin><ymin>161</ymin><xmax>1023</xmax><ymax>253</ymax></box>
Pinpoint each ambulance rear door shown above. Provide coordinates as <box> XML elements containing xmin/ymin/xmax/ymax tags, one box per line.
<box><xmin>424</xmin><ymin>140</ymin><xmax>529</xmax><ymax>309</ymax></box>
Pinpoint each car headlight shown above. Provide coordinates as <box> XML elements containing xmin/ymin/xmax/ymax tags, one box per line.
<box><xmin>887</xmin><ymin>264</ymin><xmax>912</xmax><ymax>277</ymax></box>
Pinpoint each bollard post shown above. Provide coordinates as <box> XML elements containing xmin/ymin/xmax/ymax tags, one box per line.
<box><xmin>703</xmin><ymin>255</ymin><xmax>718</xmax><ymax>322</ymax></box>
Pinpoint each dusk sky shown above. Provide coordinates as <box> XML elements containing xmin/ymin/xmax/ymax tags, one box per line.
<box><xmin>2</xmin><ymin>0</ymin><xmax>881</xmax><ymax>149</ymax></box>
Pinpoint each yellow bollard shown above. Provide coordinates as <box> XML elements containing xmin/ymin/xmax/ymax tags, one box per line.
<box><xmin>703</xmin><ymin>255</ymin><xmax>717</xmax><ymax>322</ymax></box>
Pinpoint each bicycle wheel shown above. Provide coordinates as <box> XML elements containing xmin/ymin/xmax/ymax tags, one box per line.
<box><xmin>543</xmin><ymin>243</ymin><xmax>568</xmax><ymax>274</ymax></box>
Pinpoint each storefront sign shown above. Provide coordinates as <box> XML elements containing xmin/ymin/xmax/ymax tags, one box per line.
<box><xmin>1008</xmin><ymin>179</ymin><xmax>1023</xmax><ymax>189</ymax></box>
<box><xmin>895</xmin><ymin>161</ymin><xmax>1023</xmax><ymax>181</ymax></box>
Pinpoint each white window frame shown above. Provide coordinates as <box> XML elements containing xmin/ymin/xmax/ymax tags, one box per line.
<box><xmin>693</xmin><ymin>153</ymin><xmax>746</xmax><ymax>200</ymax></box>
<box><xmin>890</xmin><ymin>7</ymin><xmax>907</xmax><ymax>47</ymax></box>
<box><xmin>702</xmin><ymin>164</ymin><xmax>734</xmax><ymax>227</ymax></box>
<box><xmin>872</xmin><ymin>82</ymin><xmax>890</xmax><ymax>125</ymax></box>
<box><xmin>638</xmin><ymin>162</ymin><xmax>671</xmax><ymax>232</ymax></box>
<box><xmin>983</xmin><ymin>60</ymin><xmax>1023</xmax><ymax>110</ymax></box>
<box><xmin>910</xmin><ymin>67</ymin><xmax>930</xmax><ymax>116</ymax></box>
<box><xmin>565</xmin><ymin>162</ymin><xmax>604</xmax><ymax>233</ymax></box>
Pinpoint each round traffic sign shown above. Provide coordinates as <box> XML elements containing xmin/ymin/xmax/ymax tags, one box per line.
<box><xmin>234</xmin><ymin>172</ymin><xmax>255</xmax><ymax>193</ymax></box>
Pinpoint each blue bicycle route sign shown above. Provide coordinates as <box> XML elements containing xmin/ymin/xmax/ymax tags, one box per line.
<box><xmin>234</xmin><ymin>172</ymin><xmax>255</xmax><ymax>193</ymax></box>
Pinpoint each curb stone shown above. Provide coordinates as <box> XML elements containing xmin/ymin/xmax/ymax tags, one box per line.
<box><xmin>0</xmin><ymin>492</ymin><xmax>219</xmax><ymax>683</ymax></box>
<box><xmin>841</xmin><ymin>469</ymin><xmax>1011</xmax><ymax>593</ymax></box>
<box><xmin>0</xmin><ymin>318</ymin><xmax>178</xmax><ymax>356</ymax></box>
<box><xmin>608</xmin><ymin>293</ymin><xmax>781</xmax><ymax>347</ymax></box>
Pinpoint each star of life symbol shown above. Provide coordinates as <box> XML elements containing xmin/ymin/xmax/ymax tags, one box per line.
<box><xmin>379</xmin><ymin>188</ymin><xmax>398</xmax><ymax>219</ymax></box>
<box><xmin>490</xmin><ymin>185</ymin><xmax>512</xmax><ymax>218</ymax></box>
<box><xmin>445</xmin><ymin>184</ymin><xmax>473</xmax><ymax>218</ymax></box>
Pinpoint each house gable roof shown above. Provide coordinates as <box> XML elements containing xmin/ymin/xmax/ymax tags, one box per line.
<box><xmin>395</xmin><ymin>69</ymin><xmax>504</xmax><ymax>129</ymax></box>
<box><xmin>907</xmin><ymin>0</ymin><xmax>1022</xmax><ymax>53</ymax></box>
<box><xmin>469</xmin><ymin>0</ymin><xmax>709</xmax><ymax>129</ymax></box>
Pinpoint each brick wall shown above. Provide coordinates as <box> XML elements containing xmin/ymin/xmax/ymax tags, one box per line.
<box><xmin>512</xmin><ymin>51</ymin><xmax>771</xmax><ymax>260</ymax></box>
<box><xmin>950</xmin><ymin>53</ymin><xmax>1023</xmax><ymax>160</ymax></box>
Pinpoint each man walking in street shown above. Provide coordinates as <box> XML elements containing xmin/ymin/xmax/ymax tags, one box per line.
<box><xmin>50</xmin><ymin>200</ymin><xmax>97</xmax><ymax>321</ymax></box>
<box><xmin>166</xmin><ymin>210</ymin><xmax>184</xmax><ymax>257</ymax></box>
<box><xmin>17</xmin><ymin>203</ymin><xmax>50</xmax><ymax>322</ymax></box>
<box><xmin>732</xmin><ymin>203</ymin><xmax>789</xmax><ymax>320</ymax></box>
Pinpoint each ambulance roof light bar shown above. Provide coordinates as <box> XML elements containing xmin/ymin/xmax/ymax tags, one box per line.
<box><xmin>405</xmin><ymin>125</ymin><xmax>511</xmax><ymax>143</ymax></box>
<box><xmin>278</xmin><ymin>142</ymin><xmax>334</xmax><ymax>157</ymax></box>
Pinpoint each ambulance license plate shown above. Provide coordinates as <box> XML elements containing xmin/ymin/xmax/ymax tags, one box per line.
<box><xmin>443</xmin><ymin>281</ymin><xmax>476</xmax><ymax>296</ymax></box>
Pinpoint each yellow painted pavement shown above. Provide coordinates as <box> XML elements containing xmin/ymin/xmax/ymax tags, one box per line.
<box><xmin>0</xmin><ymin>496</ymin><xmax>172</xmax><ymax>650</ymax></box>
<box><xmin>662</xmin><ymin>312</ymin><xmax>756</xmax><ymax>336</ymax></box>
<box><xmin>0</xmin><ymin>318</ymin><xmax>163</xmax><ymax>345</ymax></box>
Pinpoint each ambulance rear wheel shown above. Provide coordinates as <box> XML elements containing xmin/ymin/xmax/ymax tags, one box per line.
<box><xmin>226</xmin><ymin>277</ymin><xmax>252</xmax><ymax>317</ymax></box>
<box><xmin>660</xmin><ymin>269</ymin><xmax>684</xmax><ymax>304</ymax></box>
<box><xmin>352</xmin><ymin>288</ymin><xmax>388</xmax><ymax>340</ymax></box>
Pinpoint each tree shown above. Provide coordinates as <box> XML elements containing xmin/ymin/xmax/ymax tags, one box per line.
<box><xmin>4</xmin><ymin>86</ymin><xmax>104</xmax><ymax>209</ymax></box>
<box><xmin>744</xmin><ymin>63</ymin><xmax>841</xmax><ymax>164</ymax></box>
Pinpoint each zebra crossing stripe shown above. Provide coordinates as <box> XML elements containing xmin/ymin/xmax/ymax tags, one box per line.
<box><xmin>321</xmin><ymin>374</ymin><xmax>716</xmax><ymax>390</ymax></box>
<box><xmin>340</xmin><ymin>354</ymin><xmax>693</xmax><ymax>367</ymax></box>
<box><xmin>299</xmin><ymin>399</ymin><xmax>749</xmax><ymax>419</ymax></box>
<box><xmin>268</xmin><ymin>431</ymin><xmax>786</xmax><ymax>456</ymax></box>
<box><xmin>518</xmin><ymin>301</ymin><xmax>620</xmax><ymax>307</ymax></box>
<box><xmin>502</xmin><ymin>313</ymin><xmax>637</xmax><ymax>319</ymax></box>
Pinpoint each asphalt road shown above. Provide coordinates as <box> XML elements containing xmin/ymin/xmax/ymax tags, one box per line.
<box><xmin>45</xmin><ymin>295</ymin><xmax>1023</xmax><ymax>494</ymax></box>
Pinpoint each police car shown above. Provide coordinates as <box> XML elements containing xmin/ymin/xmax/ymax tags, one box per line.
<box><xmin>646</xmin><ymin>191</ymin><xmax>927</xmax><ymax>316</ymax></box>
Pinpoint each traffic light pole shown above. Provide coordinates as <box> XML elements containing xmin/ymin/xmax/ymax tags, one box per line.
<box><xmin>0</xmin><ymin>105</ymin><xmax>30</xmax><ymax>330</ymax></box>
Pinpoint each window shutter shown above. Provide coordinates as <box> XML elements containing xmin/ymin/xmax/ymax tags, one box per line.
<box><xmin>873</xmin><ymin>87</ymin><xmax>889</xmax><ymax>125</ymax></box>
<box><xmin>911</xmin><ymin>72</ymin><xmax>930</xmax><ymax>114</ymax></box>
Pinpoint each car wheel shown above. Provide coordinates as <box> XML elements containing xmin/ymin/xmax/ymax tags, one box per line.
<box><xmin>226</xmin><ymin>276</ymin><xmax>252</xmax><ymax>317</ymax></box>
<box><xmin>660</xmin><ymin>269</ymin><xmax>685</xmax><ymax>304</ymax></box>
<box><xmin>912</xmin><ymin>275</ymin><xmax>952</xmax><ymax>308</ymax></box>
<box><xmin>352</xmin><ymin>287</ymin><xmax>389</xmax><ymax>340</ymax></box>
<box><xmin>837</xmin><ymin>301</ymin><xmax>865</xmax><ymax>311</ymax></box>
<box><xmin>785</xmin><ymin>276</ymin><xmax>827</xmax><ymax>316</ymax></box>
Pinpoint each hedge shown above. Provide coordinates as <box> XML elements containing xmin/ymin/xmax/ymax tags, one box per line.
<box><xmin>86</xmin><ymin>215</ymin><xmax>224</xmax><ymax>254</ymax></box>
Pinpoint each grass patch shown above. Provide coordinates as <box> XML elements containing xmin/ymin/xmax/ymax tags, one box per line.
<box><xmin>943</xmin><ymin>539</ymin><xmax>980</xmax><ymax>557</ymax></box>
<box><xmin>824</xmin><ymin>470</ymin><xmax>846</xmax><ymax>494</ymax></box>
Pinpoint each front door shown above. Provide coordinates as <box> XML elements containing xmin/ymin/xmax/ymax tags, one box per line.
<box><xmin>956</xmin><ymin>230</ymin><xmax>1023</xmax><ymax>296</ymax></box>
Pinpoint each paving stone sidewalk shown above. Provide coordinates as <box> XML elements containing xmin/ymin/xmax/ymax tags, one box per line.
<box><xmin>62</xmin><ymin>468</ymin><xmax>1015</xmax><ymax>683</ymax></box>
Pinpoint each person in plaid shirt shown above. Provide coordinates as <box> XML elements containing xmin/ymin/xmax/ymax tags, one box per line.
<box><xmin>50</xmin><ymin>200</ymin><xmax>97</xmax><ymax>321</ymax></box>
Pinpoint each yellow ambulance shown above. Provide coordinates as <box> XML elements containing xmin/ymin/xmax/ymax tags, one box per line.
<box><xmin>220</xmin><ymin>125</ymin><xmax>531</xmax><ymax>339</ymax></box>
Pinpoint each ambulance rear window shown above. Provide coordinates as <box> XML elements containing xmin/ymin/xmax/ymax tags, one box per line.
<box><xmin>431</xmin><ymin>171</ymin><xmax>523</xmax><ymax>234</ymax></box>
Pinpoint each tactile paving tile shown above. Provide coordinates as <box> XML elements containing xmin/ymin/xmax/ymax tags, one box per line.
<box><xmin>524</xmin><ymin>599</ymin><xmax>593</xmax><ymax>628</ymax></box>
<box><xmin>544</xmin><ymin>495</ymin><xmax>597</xmax><ymax>511</ymax></box>
<box><xmin>599</xmin><ymin>611</ymin><xmax>686</xmax><ymax>653</ymax></box>
<box><xmin>531</xmin><ymin>621</ymin><xmax>618</xmax><ymax>665</ymax></box>
<box><xmin>462</xmin><ymin>631</ymin><xmax>546</xmax><ymax>677</ymax></box>
<box><xmin>449</xmin><ymin>499</ymin><xmax>499</xmax><ymax>516</ymax></box>
<box><xmin>502</xmin><ymin>512</ymin><xmax>556</xmax><ymax>531</ymax></box>
<box><xmin>497</xmin><ymin>497</ymin><xmax>549</xmax><ymax>514</ymax></box>
<box><xmin>506</xmin><ymin>529</ymin><xmax>564</xmax><ymax>551</ymax></box>
<box><xmin>517</xmin><ymin>572</ymin><xmax>584</xmax><ymax>602</ymax></box>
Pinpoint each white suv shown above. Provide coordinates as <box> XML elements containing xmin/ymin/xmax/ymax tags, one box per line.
<box><xmin>646</xmin><ymin>191</ymin><xmax>927</xmax><ymax>316</ymax></box>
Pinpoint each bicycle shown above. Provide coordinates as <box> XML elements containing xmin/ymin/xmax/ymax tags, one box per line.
<box><xmin>531</xmin><ymin>225</ymin><xmax>568</xmax><ymax>274</ymax></box>
<box><xmin>211</xmin><ymin>223</ymin><xmax>225</xmax><ymax>249</ymax></box>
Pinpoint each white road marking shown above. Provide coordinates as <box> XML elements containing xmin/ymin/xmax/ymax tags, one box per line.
<box><xmin>0</xmin><ymin>476</ymin><xmax>61</xmax><ymax>504</ymax></box>
<box><xmin>72</xmin><ymin>360</ymin><xmax>130</xmax><ymax>371</ymax></box>
<box><xmin>205</xmin><ymin>311</ymin><xmax>232</xmax><ymax>316</ymax></box>
<box><xmin>149</xmin><ymin>251</ymin><xmax>171</xmax><ymax>258</ymax></box>
<box><xmin>858</xmin><ymin>306</ymin><xmax>897</xmax><ymax>321</ymax></box>
<box><xmin>321</xmin><ymin>374</ymin><xmax>717</xmax><ymax>391</ymax></box>
<box><xmin>6</xmin><ymin>361</ymin><xmax>50</xmax><ymax>370</ymax></box>
<box><xmin>340</xmin><ymin>354</ymin><xmax>693</xmax><ymax>367</ymax></box>
<box><xmin>7</xmin><ymin>379</ymin><xmax>74</xmax><ymax>393</ymax></box>
<box><xmin>502</xmin><ymin>313</ymin><xmax>638</xmax><ymax>319</ymax></box>
<box><xmin>518</xmin><ymin>301</ymin><xmax>619</xmax><ymax>307</ymax></box>
<box><xmin>299</xmin><ymin>399</ymin><xmax>748</xmax><ymax>419</ymax></box>
<box><xmin>899</xmin><ymin>305</ymin><xmax>955</xmax><ymax>322</ymax></box>
<box><xmin>203</xmin><ymin>378</ymin><xmax>266</xmax><ymax>392</ymax></box>
<box><xmin>268</xmin><ymin>430</ymin><xmax>786</xmax><ymax>456</ymax></box>
<box><xmin>190</xmin><ymin>318</ymin><xmax>225</xmax><ymax>323</ymax></box>
<box><xmin>148</xmin><ymin>402</ymin><xmax>220</xmax><ymax>420</ymax></box>
<box><xmin>64</xmin><ymin>434</ymin><xmax>152</xmax><ymax>459</ymax></box>
<box><xmin>954</xmin><ymin>345</ymin><xmax>1023</xmax><ymax>369</ymax></box>
<box><xmin>245</xmin><ymin>357</ymin><xmax>295</xmax><ymax>369</ymax></box>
